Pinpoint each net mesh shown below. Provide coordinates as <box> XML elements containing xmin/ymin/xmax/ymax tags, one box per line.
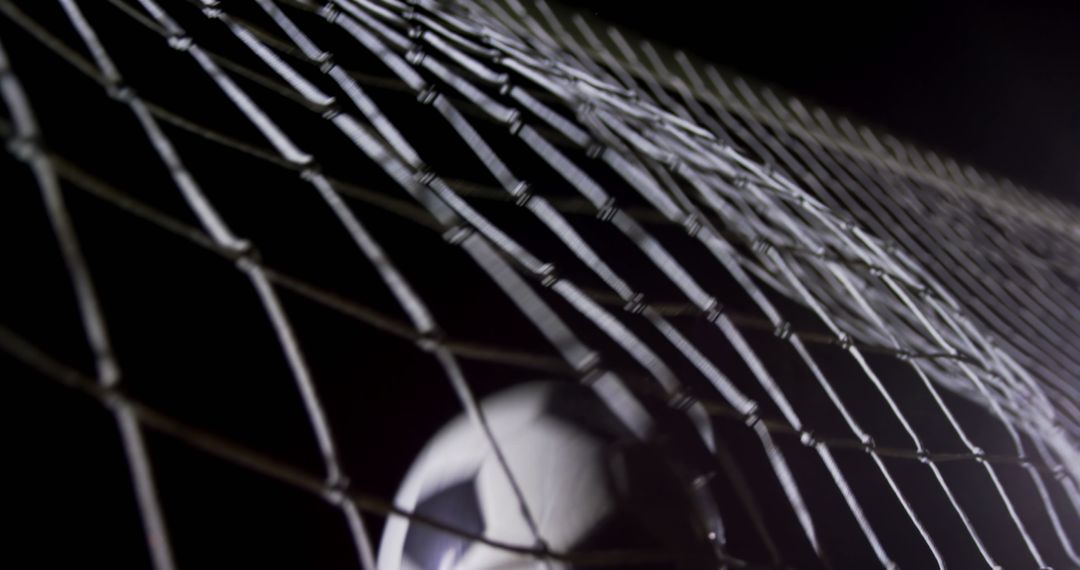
<box><xmin>1</xmin><ymin>0</ymin><xmax>1078</xmax><ymax>568</ymax></box>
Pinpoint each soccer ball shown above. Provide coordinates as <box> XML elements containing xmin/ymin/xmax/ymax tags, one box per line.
<box><xmin>376</xmin><ymin>381</ymin><xmax>722</xmax><ymax>569</ymax></box>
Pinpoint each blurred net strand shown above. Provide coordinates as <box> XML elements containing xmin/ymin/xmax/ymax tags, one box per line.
<box><xmin>343</xmin><ymin>0</ymin><xmax>1079</xmax><ymax>565</ymax></box>
<box><xmin>551</xmin><ymin>4</ymin><xmax>1080</xmax><ymax>242</ymax></box>
<box><xmin>449</xmin><ymin>4</ymin><xmax>924</xmax><ymax>564</ymax></box>
<box><xmin>751</xmin><ymin>86</ymin><xmax>1080</xmax><ymax>505</ymax></box>
<box><xmin>299</xmin><ymin>2</ymin><xmax>813</xmax><ymax>560</ymax></box>
<box><xmin>622</xmin><ymin>17</ymin><xmax>1080</xmax><ymax>565</ymax></box>
<box><xmin>293</xmin><ymin>1</ymin><xmax>833</xmax><ymax>561</ymax></box>
<box><xmin>628</xmin><ymin>14</ymin><xmax>1080</xmax><ymax>566</ymax></box>
<box><xmin>95</xmin><ymin>0</ymin><xmax>1080</xmax><ymax>317</ymax></box>
<box><xmin>0</xmin><ymin>0</ymin><xmax>1008</xmax><ymax>386</ymax></box>
<box><xmin>682</xmin><ymin>75</ymin><xmax>1080</xmax><ymax>423</ymax></box>
<box><xmin>0</xmin><ymin>111</ymin><xmax>1066</xmax><ymax>481</ymax></box>
<box><xmin>176</xmin><ymin>0</ymin><xmax>656</xmax><ymax>565</ymax></box>
<box><xmin>0</xmin><ymin>2</ymin><xmax>885</xmax><ymax>561</ymax></box>
<box><xmin>53</xmin><ymin>1</ymin><xmax>384</xmax><ymax>569</ymax></box>
<box><xmin>665</xmin><ymin>16</ymin><xmax>1080</xmax><ymax>472</ymax></box>
<box><xmin>498</xmin><ymin>8</ymin><xmax>972</xmax><ymax>565</ymax></box>
<box><xmin>552</xmin><ymin>0</ymin><xmax>1075</xmax><ymax>449</ymax></box>
<box><xmin>669</xmin><ymin>44</ymin><xmax>1080</xmax><ymax>416</ymax></box>
<box><xmin>418</xmin><ymin>1</ymin><xmax>1073</xmax><ymax>566</ymax></box>
<box><xmin>0</xmin><ymin>323</ymin><xmax>701</xmax><ymax>569</ymax></box>
<box><xmin>199</xmin><ymin>0</ymin><xmax>739</xmax><ymax>562</ymax></box>
<box><xmin>98</xmin><ymin>0</ymin><xmax>565</xmax><ymax>566</ymax></box>
<box><xmin>781</xmin><ymin>104</ymin><xmax>1080</xmax><ymax>403</ymax></box>
<box><xmin>527</xmin><ymin>0</ymin><xmax>1080</xmax><ymax>414</ymax></box>
<box><xmin>25</xmin><ymin>0</ymin><xmax>1041</xmax><ymax>372</ymax></box>
<box><xmin>0</xmin><ymin>122</ymin><xmax>1073</xmax><ymax>568</ymax></box>
<box><xmin>664</xmin><ymin>47</ymin><xmax>1080</xmax><ymax>566</ymax></box>
<box><xmin>12</xmin><ymin>0</ymin><xmax>1075</xmax><ymax>561</ymax></box>
<box><xmin>630</xmin><ymin>3</ymin><xmax>1080</xmax><ymax>507</ymax></box>
<box><xmin>181</xmin><ymin>0</ymin><xmax>1075</xmax><ymax>490</ymax></box>
<box><xmin>195</xmin><ymin>0</ymin><xmax>1074</xmax><ymax>565</ymax></box>
<box><xmin>123</xmin><ymin>0</ymin><xmax>1080</xmax><ymax>255</ymax></box>
<box><xmin>0</xmin><ymin>0</ymin><xmax>1075</xmax><ymax>565</ymax></box>
<box><xmin>0</xmin><ymin>33</ymin><xmax>178</xmax><ymax>570</ymax></box>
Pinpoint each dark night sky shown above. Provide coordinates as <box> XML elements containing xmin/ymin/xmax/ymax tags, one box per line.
<box><xmin>565</xmin><ymin>0</ymin><xmax>1080</xmax><ymax>206</ymax></box>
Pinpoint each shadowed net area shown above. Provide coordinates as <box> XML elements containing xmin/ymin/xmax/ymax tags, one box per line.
<box><xmin>1</xmin><ymin>1</ymin><xmax>1079</xmax><ymax>568</ymax></box>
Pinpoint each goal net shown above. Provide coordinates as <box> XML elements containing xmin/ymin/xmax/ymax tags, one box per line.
<box><xmin>1</xmin><ymin>0</ymin><xmax>1078</xmax><ymax>568</ymax></box>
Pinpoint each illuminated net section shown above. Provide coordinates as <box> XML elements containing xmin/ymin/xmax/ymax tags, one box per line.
<box><xmin>0</xmin><ymin>0</ymin><xmax>1078</xmax><ymax>568</ymax></box>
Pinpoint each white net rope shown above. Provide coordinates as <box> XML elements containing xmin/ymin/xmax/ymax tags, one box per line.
<box><xmin>1</xmin><ymin>0</ymin><xmax>1078</xmax><ymax>568</ymax></box>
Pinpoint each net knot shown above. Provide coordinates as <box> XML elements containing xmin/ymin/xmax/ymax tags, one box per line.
<box><xmin>318</xmin><ymin>4</ymin><xmax>340</xmax><ymax>24</ymax></box>
<box><xmin>741</xmin><ymin>402</ymin><xmax>761</xmax><ymax>427</ymax></box>
<box><xmin>859</xmin><ymin>433</ymin><xmax>876</xmax><ymax>451</ymax></box>
<box><xmin>535</xmin><ymin>262</ymin><xmax>555</xmax><ymax>278</ymax></box>
<box><xmin>504</xmin><ymin>110</ymin><xmax>523</xmax><ymax>135</ymax></box>
<box><xmin>106</xmin><ymin>83</ymin><xmax>136</xmax><ymax>103</ymax></box>
<box><xmin>665</xmin><ymin>154</ymin><xmax>683</xmax><ymax>172</ymax></box>
<box><xmin>705</xmin><ymin>304</ymin><xmax>725</xmax><ymax>323</ymax></box>
<box><xmin>668</xmin><ymin>389</ymin><xmax>697</xmax><ymax>412</ymax></box>
<box><xmin>773</xmin><ymin>321</ymin><xmax>792</xmax><ymax>341</ymax></box>
<box><xmin>916</xmin><ymin>449</ymin><xmax>933</xmax><ymax>464</ymax></box>
<box><xmin>416</xmin><ymin>329</ymin><xmax>445</xmax><ymax>353</ymax></box>
<box><xmin>101</xmin><ymin>384</ymin><xmax>125</xmax><ymax>412</ymax></box>
<box><xmin>511</xmin><ymin>181</ymin><xmax>531</xmax><ymax>205</ymax></box>
<box><xmin>575</xmin><ymin>350</ymin><xmax>601</xmax><ymax>375</ymax></box>
<box><xmin>167</xmin><ymin>35</ymin><xmax>193</xmax><ymax>52</ymax></box>
<box><xmin>416</xmin><ymin>86</ymin><xmax>438</xmax><ymax>105</ymax></box>
<box><xmin>692</xmin><ymin>471</ymin><xmax>717</xmax><ymax>490</ymax></box>
<box><xmin>595</xmin><ymin>198</ymin><xmax>618</xmax><ymax>222</ymax></box>
<box><xmin>299</xmin><ymin>166</ymin><xmax>325</xmax><ymax>182</ymax></box>
<box><xmin>323</xmin><ymin>475</ymin><xmax>351</xmax><ymax>506</ymax></box>
<box><xmin>1051</xmin><ymin>465</ymin><xmax>1068</xmax><ymax>481</ymax></box>
<box><xmin>798</xmin><ymin>430</ymin><xmax>817</xmax><ymax>447</ymax></box>
<box><xmin>413</xmin><ymin>166</ymin><xmax>436</xmax><ymax>186</ymax></box>
<box><xmin>320</xmin><ymin>105</ymin><xmax>342</xmax><ymax>120</ymax></box>
<box><xmin>441</xmin><ymin>225</ymin><xmax>472</xmax><ymax>245</ymax></box>
<box><xmin>229</xmin><ymin>238</ymin><xmax>257</xmax><ymax>260</ymax></box>
<box><xmin>579</xmin><ymin>366</ymin><xmax>607</xmax><ymax>388</ymax></box>
<box><xmin>682</xmin><ymin>214</ymin><xmax>701</xmax><ymax>238</ymax></box>
<box><xmin>7</xmin><ymin>135</ymin><xmax>40</xmax><ymax>162</ymax></box>
<box><xmin>623</xmin><ymin>293</ymin><xmax>646</xmax><ymax>315</ymax></box>
<box><xmin>405</xmin><ymin>47</ymin><xmax>426</xmax><ymax>66</ymax></box>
